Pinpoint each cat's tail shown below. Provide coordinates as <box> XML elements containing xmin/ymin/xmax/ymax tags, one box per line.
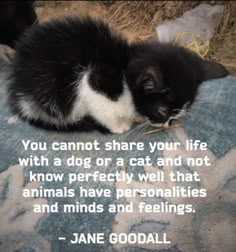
<box><xmin>202</xmin><ymin>60</ymin><xmax>229</xmax><ymax>81</ymax></box>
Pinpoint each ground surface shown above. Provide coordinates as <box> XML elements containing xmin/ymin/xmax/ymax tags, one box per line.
<box><xmin>34</xmin><ymin>1</ymin><xmax>235</xmax><ymax>76</ymax></box>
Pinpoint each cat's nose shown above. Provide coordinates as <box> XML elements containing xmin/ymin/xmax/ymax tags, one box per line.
<box><xmin>148</xmin><ymin>107</ymin><xmax>170</xmax><ymax>124</ymax></box>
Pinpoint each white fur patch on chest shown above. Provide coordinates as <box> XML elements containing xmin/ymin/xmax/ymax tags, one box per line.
<box><xmin>16</xmin><ymin>70</ymin><xmax>136</xmax><ymax>132</ymax></box>
<box><xmin>71</xmin><ymin>71</ymin><xmax>136</xmax><ymax>131</ymax></box>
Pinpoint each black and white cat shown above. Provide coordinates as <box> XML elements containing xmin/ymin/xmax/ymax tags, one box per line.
<box><xmin>7</xmin><ymin>17</ymin><xmax>229</xmax><ymax>133</ymax></box>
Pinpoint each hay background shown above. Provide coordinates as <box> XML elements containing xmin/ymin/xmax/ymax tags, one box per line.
<box><xmin>35</xmin><ymin>1</ymin><xmax>236</xmax><ymax>75</ymax></box>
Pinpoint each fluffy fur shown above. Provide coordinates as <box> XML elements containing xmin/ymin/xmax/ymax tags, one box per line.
<box><xmin>8</xmin><ymin>17</ymin><xmax>136</xmax><ymax>134</ymax></box>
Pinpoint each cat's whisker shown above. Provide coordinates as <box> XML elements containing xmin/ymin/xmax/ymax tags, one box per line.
<box><xmin>172</xmin><ymin>108</ymin><xmax>183</xmax><ymax>112</ymax></box>
<box><xmin>190</xmin><ymin>107</ymin><xmax>214</xmax><ymax>114</ymax></box>
<box><xmin>128</xmin><ymin>121</ymin><xmax>149</xmax><ymax>138</ymax></box>
<box><xmin>193</xmin><ymin>100</ymin><xmax>235</xmax><ymax>107</ymax></box>
<box><xmin>186</xmin><ymin>109</ymin><xmax>214</xmax><ymax>122</ymax></box>
<box><xmin>132</xmin><ymin>122</ymin><xmax>149</xmax><ymax>137</ymax></box>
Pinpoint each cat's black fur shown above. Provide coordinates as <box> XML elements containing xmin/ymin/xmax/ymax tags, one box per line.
<box><xmin>126</xmin><ymin>40</ymin><xmax>229</xmax><ymax>125</ymax></box>
<box><xmin>7</xmin><ymin>16</ymin><xmax>229</xmax><ymax>133</ymax></box>
<box><xmin>8</xmin><ymin>17</ymin><xmax>133</xmax><ymax>134</ymax></box>
<box><xmin>0</xmin><ymin>1</ymin><xmax>37</xmax><ymax>48</ymax></box>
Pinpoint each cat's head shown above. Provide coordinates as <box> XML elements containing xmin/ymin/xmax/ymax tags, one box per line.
<box><xmin>126</xmin><ymin>61</ymin><xmax>186</xmax><ymax>126</ymax></box>
<box><xmin>126</xmin><ymin>42</ymin><xmax>229</xmax><ymax>126</ymax></box>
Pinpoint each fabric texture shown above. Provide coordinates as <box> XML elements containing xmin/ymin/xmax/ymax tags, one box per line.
<box><xmin>0</xmin><ymin>77</ymin><xmax>236</xmax><ymax>252</ymax></box>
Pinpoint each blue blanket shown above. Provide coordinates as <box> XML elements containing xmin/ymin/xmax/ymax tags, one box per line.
<box><xmin>0</xmin><ymin>77</ymin><xmax>236</xmax><ymax>252</ymax></box>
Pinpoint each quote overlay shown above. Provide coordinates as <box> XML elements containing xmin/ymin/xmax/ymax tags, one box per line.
<box><xmin>18</xmin><ymin>139</ymin><xmax>210</xmax><ymax>246</ymax></box>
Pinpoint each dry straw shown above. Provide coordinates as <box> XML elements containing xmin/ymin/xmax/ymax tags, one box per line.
<box><xmin>173</xmin><ymin>32</ymin><xmax>210</xmax><ymax>58</ymax></box>
<box><xmin>144</xmin><ymin>122</ymin><xmax>181</xmax><ymax>135</ymax></box>
<box><xmin>106</xmin><ymin>1</ymin><xmax>236</xmax><ymax>73</ymax></box>
<box><xmin>35</xmin><ymin>1</ymin><xmax>236</xmax><ymax>73</ymax></box>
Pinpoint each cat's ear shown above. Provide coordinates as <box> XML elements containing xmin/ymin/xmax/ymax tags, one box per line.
<box><xmin>139</xmin><ymin>75</ymin><xmax>156</xmax><ymax>93</ymax></box>
<box><xmin>137</xmin><ymin>67</ymin><xmax>165</xmax><ymax>94</ymax></box>
<box><xmin>202</xmin><ymin>60</ymin><xmax>229</xmax><ymax>81</ymax></box>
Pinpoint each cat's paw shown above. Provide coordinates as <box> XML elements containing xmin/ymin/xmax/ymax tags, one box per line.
<box><xmin>133</xmin><ymin>113</ymin><xmax>147</xmax><ymax>123</ymax></box>
<box><xmin>110</xmin><ymin>120</ymin><xmax>132</xmax><ymax>134</ymax></box>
